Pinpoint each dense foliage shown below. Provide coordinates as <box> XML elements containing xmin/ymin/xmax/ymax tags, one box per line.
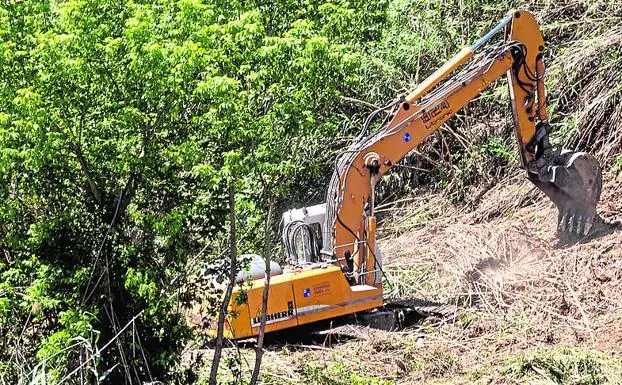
<box><xmin>0</xmin><ymin>0</ymin><xmax>391</xmax><ymax>383</ymax></box>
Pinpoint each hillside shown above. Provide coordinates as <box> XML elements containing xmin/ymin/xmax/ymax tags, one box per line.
<box><xmin>1</xmin><ymin>1</ymin><xmax>621</xmax><ymax>384</ymax></box>
<box><xmin>187</xmin><ymin>172</ymin><xmax>622</xmax><ymax>384</ymax></box>
<box><xmin>186</xmin><ymin>0</ymin><xmax>622</xmax><ymax>377</ymax></box>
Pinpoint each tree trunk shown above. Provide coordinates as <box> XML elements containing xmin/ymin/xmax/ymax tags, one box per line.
<box><xmin>208</xmin><ymin>185</ymin><xmax>237</xmax><ymax>385</ymax></box>
<box><xmin>249</xmin><ymin>198</ymin><xmax>274</xmax><ymax>385</ymax></box>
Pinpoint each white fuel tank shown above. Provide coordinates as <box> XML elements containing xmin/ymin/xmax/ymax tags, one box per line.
<box><xmin>235</xmin><ymin>254</ymin><xmax>283</xmax><ymax>283</ymax></box>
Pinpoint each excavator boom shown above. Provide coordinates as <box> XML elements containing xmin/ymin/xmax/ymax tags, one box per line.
<box><xmin>324</xmin><ymin>11</ymin><xmax>603</xmax><ymax>284</ymax></box>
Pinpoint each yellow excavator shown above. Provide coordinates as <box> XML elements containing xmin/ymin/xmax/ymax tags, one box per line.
<box><xmin>203</xmin><ymin>10</ymin><xmax>603</xmax><ymax>339</ymax></box>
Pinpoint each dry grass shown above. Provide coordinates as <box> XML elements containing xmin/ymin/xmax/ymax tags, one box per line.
<box><xmin>373</xmin><ymin>172</ymin><xmax>622</xmax><ymax>383</ymax></box>
<box><xmin>385</xmin><ymin>173</ymin><xmax>622</xmax><ymax>324</ymax></box>
<box><xmin>550</xmin><ymin>25</ymin><xmax>622</xmax><ymax>162</ymax></box>
<box><xmin>186</xmin><ymin>172</ymin><xmax>622</xmax><ymax>385</ymax></box>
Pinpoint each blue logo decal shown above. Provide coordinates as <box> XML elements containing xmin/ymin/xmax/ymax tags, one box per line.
<box><xmin>303</xmin><ymin>288</ymin><xmax>311</xmax><ymax>298</ymax></box>
<box><xmin>403</xmin><ymin>132</ymin><xmax>411</xmax><ymax>142</ymax></box>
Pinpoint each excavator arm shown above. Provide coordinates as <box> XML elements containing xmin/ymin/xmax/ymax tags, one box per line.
<box><xmin>323</xmin><ymin>11</ymin><xmax>603</xmax><ymax>285</ymax></box>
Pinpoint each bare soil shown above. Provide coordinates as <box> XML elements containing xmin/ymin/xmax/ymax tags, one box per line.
<box><xmin>191</xmin><ymin>172</ymin><xmax>622</xmax><ymax>384</ymax></box>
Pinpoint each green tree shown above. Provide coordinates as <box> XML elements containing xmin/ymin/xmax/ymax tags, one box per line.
<box><xmin>0</xmin><ymin>0</ymin><xmax>389</xmax><ymax>383</ymax></box>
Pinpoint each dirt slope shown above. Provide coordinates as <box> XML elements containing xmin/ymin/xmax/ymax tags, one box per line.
<box><xmin>189</xmin><ymin>173</ymin><xmax>622</xmax><ymax>385</ymax></box>
<box><xmin>250</xmin><ymin>173</ymin><xmax>622</xmax><ymax>385</ymax></box>
<box><xmin>382</xmin><ymin>173</ymin><xmax>622</xmax><ymax>343</ymax></box>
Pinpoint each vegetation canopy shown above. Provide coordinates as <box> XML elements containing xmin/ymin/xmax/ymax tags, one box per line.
<box><xmin>0</xmin><ymin>0</ymin><xmax>390</xmax><ymax>382</ymax></box>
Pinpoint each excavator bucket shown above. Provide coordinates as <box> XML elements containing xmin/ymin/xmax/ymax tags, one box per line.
<box><xmin>530</xmin><ymin>150</ymin><xmax>603</xmax><ymax>238</ymax></box>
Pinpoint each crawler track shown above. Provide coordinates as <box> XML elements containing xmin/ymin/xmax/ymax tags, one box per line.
<box><xmin>312</xmin><ymin>298</ymin><xmax>459</xmax><ymax>339</ymax></box>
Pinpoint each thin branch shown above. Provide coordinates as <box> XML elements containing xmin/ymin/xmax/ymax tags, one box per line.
<box><xmin>54</xmin><ymin>123</ymin><xmax>103</xmax><ymax>205</ymax></box>
<box><xmin>56</xmin><ymin>310</ymin><xmax>144</xmax><ymax>385</ymax></box>
<box><xmin>339</xmin><ymin>96</ymin><xmax>382</xmax><ymax>111</ymax></box>
<box><xmin>81</xmin><ymin>189</ymin><xmax>124</xmax><ymax>305</ymax></box>
<box><xmin>209</xmin><ymin>184</ymin><xmax>238</xmax><ymax>385</ymax></box>
<box><xmin>249</xmin><ymin>198</ymin><xmax>274</xmax><ymax>385</ymax></box>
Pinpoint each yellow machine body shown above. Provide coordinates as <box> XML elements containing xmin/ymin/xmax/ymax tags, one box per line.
<box><xmin>205</xmin><ymin>266</ymin><xmax>382</xmax><ymax>339</ymax></box>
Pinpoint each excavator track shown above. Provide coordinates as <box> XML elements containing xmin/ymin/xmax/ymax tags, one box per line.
<box><xmin>312</xmin><ymin>298</ymin><xmax>458</xmax><ymax>339</ymax></box>
<box><xmin>384</xmin><ymin>298</ymin><xmax>459</xmax><ymax>319</ymax></box>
